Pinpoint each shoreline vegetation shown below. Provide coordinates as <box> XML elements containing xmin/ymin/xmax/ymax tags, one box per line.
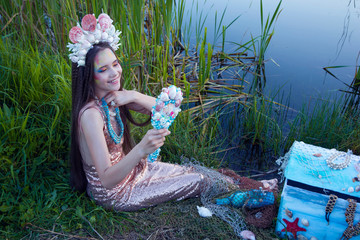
<box><xmin>1</xmin><ymin>0</ymin><xmax>359</xmax><ymax>239</ymax></box>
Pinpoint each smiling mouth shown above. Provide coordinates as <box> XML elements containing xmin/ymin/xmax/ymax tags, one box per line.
<box><xmin>108</xmin><ymin>76</ymin><xmax>120</xmax><ymax>84</ymax></box>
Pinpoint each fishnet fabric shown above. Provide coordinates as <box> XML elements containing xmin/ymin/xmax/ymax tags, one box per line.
<box><xmin>276</xmin><ymin>141</ymin><xmax>356</xmax><ymax>185</ymax></box>
<box><xmin>218</xmin><ymin>168</ymin><xmax>278</xmax><ymax>229</ymax></box>
<box><xmin>181</xmin><ymin>158</ymin><xmax>278</xmax><ymax>236</ymax></box>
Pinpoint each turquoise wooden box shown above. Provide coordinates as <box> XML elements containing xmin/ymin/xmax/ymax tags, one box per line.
<box><xmin>275</xmin><ymin>141</ymin><xmax>360</xmax><ymax>240</ymax></box>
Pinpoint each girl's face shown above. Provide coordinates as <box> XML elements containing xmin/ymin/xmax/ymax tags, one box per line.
<box><xmin>93</xmin><ymin>48</ymin><xmax>122</xmax><ymax>99</ymax></box>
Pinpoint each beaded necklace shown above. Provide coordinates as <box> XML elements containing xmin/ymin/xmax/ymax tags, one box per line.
<box><xmin>100</xmin><ymin>97</ymin><xmax>124</xmax><ymax>144</ymax></box>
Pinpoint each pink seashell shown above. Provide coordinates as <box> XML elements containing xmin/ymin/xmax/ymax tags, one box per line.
<box><xmin>240</xmin><ymin>230</ymin><xmax>255</xmax><ymax>240</ymax></box>
<box><xmin>175</xmin><ymin>99</ymin><xmax>181</xmax><ymax>107</ymax></box>
<box><xmin>313</xmin><ymin>153</ymin><xmax>322</xmax><ymax>157</ymax></box>
<box><xmin>81</xmin><ymin>14</ymin><xmax>97</xmax><ymax>32</ymax></box>
<box><xmin>98</xmin><ymin>13</ymin><xmax>113</xmax><ymax>31</ymax></box>
<box><xmin>69</xmin><ymin>26</ymin><xmax>83</xmax><ymax>43</ymax></box>
<box><xmin>155</xmin><ymin>101</ymin><xmax>164</xmax><ymax>112</ymax></box>
<box><xmin>155</xmin><ymin>105</ymin><xmax>162</xmax><ymax>112</ymax></box>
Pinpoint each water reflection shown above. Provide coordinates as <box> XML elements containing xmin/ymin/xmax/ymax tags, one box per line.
<box><xmin>182</xmin><ymin>0</ymin><xmax>360</xmax><ymax>109</ymax></box>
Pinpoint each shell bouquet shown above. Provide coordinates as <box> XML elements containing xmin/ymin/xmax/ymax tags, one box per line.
<box><xmin>147</xmin><ymin>85</ymin><xmax>183</xmax><ymax>162</ymax></box>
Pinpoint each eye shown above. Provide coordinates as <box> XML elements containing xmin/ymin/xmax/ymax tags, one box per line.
<box><xmin>97</xmin><ymin>68</ymin><xmax>106</xmax><ymax>73</ymax></box>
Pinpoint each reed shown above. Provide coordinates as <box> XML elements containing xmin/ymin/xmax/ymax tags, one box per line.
<box><xmin>251</xmin><ymin>0</ymin><xmax>282</xmax><ymax>93</ymax></box>
<box><xmin>285</xmin><ymin>97</ymin><xmax>360</xmax><ymax>154</ymax></box>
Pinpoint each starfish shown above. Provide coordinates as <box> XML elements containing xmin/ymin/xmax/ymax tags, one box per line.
<box><xmin>281</xmin><ymin>217</ymin><xmax>306</xmax><ymax>239</ymax></box>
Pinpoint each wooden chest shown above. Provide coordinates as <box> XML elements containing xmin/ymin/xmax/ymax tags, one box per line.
<box><xmin>275</xmin><ymin>141</ymin><xmax>360</xmax><ymax>239</ymax></box>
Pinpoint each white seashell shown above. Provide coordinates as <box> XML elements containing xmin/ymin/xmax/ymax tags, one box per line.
<box><xmin>101</xmin><ymin>32</ymin><xmax>109</xmax><ymax>40</ymax></box>
<box><xmin>78</xmin><ymin>49</ymin><xmax>87</xmax><ymax>56</ymax></box>
<box><xmin>78</xmin><ymin>60</ymin><xmax>85</xmax><ymax>66</ymax></box>
<box><xmin>81</xmin><ymin>40</ymin><xmax>91</xmax><ymax>49</ymax></box>
<box><xmin>175</xmin><ymin>91</ymin><xmax>183</xmax><ymax>100</ymax></box>
<box><xmin>310</xmin><ymin>237</ymin><xmax>318</xmax><ymax>240</ymax></box>
<box><xmin>168</xmin><ymin>86</ymin><xmax>177</xmax><ymax>99</ymax></box>
<box><xmin>301</xmin><ymin>218</ymin><xmax>309</xmax><ymax>227</ymax></box>
<box><xmin>159</xmin><ymin>92</ymin><xmax>169</xmax><ymax>101</ymax></box>
<box><xmin>153</xmin><ymin>112</ymin><xmax>161</xmax><ymax>120</ymax></box>
<box><xmin>297</xmin><ymin>235</ymin><xmax>308</xmax><ymax>240</ymax></box>
<box><xmin>196</xmin><ymin>206</ymin><xmax>212</xmax><ymax>217</ymax></box>
<box><xmin>240</xmin><ymin>230</ymin><xmax>255</xmax><ymax>240</ymax></box>
<box><xmin>87</xmin><ymin>34</ymin><xmax>95</xmax><ymax>43</ymax></box>
<box><xmin>70</xmin><ymin>56</ymin><xmax>79</xmax><ymax>62</ymax></box>
<box><xmin>94</xmin><ymin>29</ymin><xmax>102</xmax><ymax>40</ymax></box>
<box><xmin>348</xmin><ymin>187</ymin><xmax>354</xmax><ymax>193</ymax></box>
<box><xmin>355</xmin><ymin>185</ymin><xmax>360</xmax><ymax>192</ymax></box>
<box><xmin>108</xmin><ymin>25</ymin><xmax>115</xmax><ymax>35</ymax></box>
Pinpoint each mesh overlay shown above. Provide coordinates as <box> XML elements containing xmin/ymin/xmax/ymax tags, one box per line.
<box><xmin>181</xmin><ymin>158</ymin><xmax>278</xmax><ymax>237</ymax></box>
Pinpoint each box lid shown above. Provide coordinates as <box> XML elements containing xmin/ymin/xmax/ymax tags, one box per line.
<box><xmin>284</xmin><ymin>141</ymin><xmax>360</xmax><ymax>198</ymax></box>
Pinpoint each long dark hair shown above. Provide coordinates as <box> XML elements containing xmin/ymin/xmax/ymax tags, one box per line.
<box><xmin>70</xmin><ymin>42</ymin><xmax>150</xmax><ymax>193</ymax></box>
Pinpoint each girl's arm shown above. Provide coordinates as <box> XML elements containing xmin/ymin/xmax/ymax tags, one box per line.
<box><xmin>80</xmin><ymin>108</ymin><xmax>169</xmax><ymax>189</ymax></box>
<box><xmin>104</xmin><ymin>89</ymin><xmax>156</xmax><ymax>113</ymax></box>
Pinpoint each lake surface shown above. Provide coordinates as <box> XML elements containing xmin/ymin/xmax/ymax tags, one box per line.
<box><xmin>182</xmin><ymin>0</ymin><xmax>360</xmax><ymax>109</ymax></box>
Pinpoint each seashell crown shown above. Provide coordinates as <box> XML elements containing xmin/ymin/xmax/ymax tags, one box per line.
<box><xmin>67</xmin><ymin>13</ymin><xmax>121</xmax><ymax>67</ymax></box>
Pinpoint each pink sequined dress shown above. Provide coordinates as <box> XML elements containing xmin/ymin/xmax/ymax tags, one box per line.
<box><xmin>78</xmin><ymin>101</ymin><xmax>205</xmax><ymax>211</ymax></box>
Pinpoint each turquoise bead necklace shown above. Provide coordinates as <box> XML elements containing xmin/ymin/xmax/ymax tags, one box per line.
<box><xmin>100</xmin><ymin>97</ymin><xmax>124</xmax><ymax>144</ymax></box>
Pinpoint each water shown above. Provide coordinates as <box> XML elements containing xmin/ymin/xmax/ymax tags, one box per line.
<box><xmin>182</xmin><ymin>0</ymin><xmax>360</xmax><ymax>109</ymax></box>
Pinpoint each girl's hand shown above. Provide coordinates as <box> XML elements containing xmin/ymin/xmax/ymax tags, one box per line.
<box><xmin>137</xmin><ymin>129</ymin><xmax>171</xmax><ymax>158</ymax></box>
<box><xmin>104</xmin><ymin>89</ymin><xmax>137</xmax><ymax>107</ymax></box>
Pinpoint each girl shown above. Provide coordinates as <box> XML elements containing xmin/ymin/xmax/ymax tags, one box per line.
<box><xmin>68</xmin><ymin>14</ymin><xmax>232</xmax><ymax>211</ymax></box>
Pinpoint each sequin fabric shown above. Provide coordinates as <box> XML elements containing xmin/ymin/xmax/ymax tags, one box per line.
<box><xmin>79</xmin><ymin>101</ymin><xmax>205</xmax><ymax>211</ymax></box>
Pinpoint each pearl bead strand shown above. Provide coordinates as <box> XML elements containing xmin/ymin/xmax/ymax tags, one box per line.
<box><xmin>326</xmin><ymin>151</ymin><xmax>351</xmax><ymax>170</ymax></box>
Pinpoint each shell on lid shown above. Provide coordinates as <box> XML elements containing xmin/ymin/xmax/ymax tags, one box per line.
<box><xmin>301</xmin><ymin>218</ymin><xmax>309</xmax><ymax>227</ymax></box>
<box><xmin>285</xmin><ymin>207</ymin><xmax>293</xmax><ymax>218</ymax></box>
<box><xmin>297</xmin><ymin>235</ymin><xmax>308</xmax><ymax>240</ymax></box>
